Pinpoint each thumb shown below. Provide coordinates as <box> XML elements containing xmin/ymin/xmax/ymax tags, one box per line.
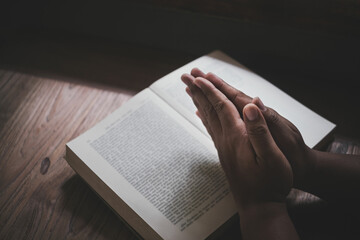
<box><xmin>252</xmin><ymin>97</ymin><xmax>293</xmax><ymax>135</ymax></box>
<box><xmin>243</xmin><ymin>103</ymin><xmax>282</xmax><ymax>160</ymax></box>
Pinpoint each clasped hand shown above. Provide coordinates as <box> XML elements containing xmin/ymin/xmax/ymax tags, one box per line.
<box><xmin>182</xmin><ymin>68</ymin><xmax>311</xmax><ymax>239</ymax></box>
<box><xmin>181</xmin><ymin>68</ymin><xmax>313</xmax><ymax>211</ymax></box>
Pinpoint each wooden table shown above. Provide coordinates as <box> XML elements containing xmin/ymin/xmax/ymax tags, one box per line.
<box><xmin>0</xmin><ymin>70</ymin><xmax>139</xmax><ymax>239</ymax></box>
<box><xmin>0</xmin><ymin>68</ymin><xmax>359</xmax><ymax>239</ymax></box>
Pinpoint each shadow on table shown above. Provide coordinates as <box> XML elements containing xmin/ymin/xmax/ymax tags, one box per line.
<box><xmin>287</xmin><ymin>189</ymin><xmax>360</xmax><ymax>240</ymax></box>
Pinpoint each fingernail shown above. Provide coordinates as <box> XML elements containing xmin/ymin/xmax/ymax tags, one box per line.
<box><xmin>255</xmin><ymin>97</ymin><xmax>267</xmax><ymax>111</ymax></box>
<box><xmin>244</xmin><ymin>106</ymin><xmax>258</xmax><ymax>121</ymax></box>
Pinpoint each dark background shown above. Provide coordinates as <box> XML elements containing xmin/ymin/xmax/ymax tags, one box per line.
<box><xmin>1</xmin><ymin>0</ymin><xmax>359</xmax><ymax>138</ymax></box>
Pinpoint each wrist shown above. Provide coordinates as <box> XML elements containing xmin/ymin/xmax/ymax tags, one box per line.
<box><xmin>293</xmin><ymin>146</ymin><xmax>318</xmax><ymax>190</ymax></box>
<box><xmin>295</xmin><ymin>147</ymin><xmax>319</xmax><ymax>191</ymax></box>
<box><xmin>238</xmin><ymin>202</ymin><xmax>300</xmax><ymax>240</ymax></box>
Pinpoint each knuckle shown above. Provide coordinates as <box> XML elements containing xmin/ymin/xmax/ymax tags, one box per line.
<box><xmin>247</xmin><ymin>125</ymin><xmax>268</xmax><ymax>136</ymax></box>
<box><xmin>268</xmin><ymin>108</ymin><xmax>280</xmax><ymax>124</ymax></box>
<box><xmin>203</xmin><ymin>104</ymin><xmax>214</xmax><ymax>118</ymax></box>
<box><xmin>231</xmin><ymin>91</ymin><xmax>250</xmax><ymax>106</ymax></box>
<box><xmin>230</xmin><ymin>91</ymin><xmax>242</xmax><ymax>103</ymax></box>
<box><xmin>217</xmin><ymin>79</ymin><xmax>224</xmax><ymax>88</ymax></box>
<box><xmin>213</xmin><ymin>100</ymin><xmax>225</xmax><ymax>113</ymax></box>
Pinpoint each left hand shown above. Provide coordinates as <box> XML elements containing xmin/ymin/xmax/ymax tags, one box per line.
<box><xmin>181</xmin><ymin>74</ymin><xmax>293</xmax><ymax>209</ymax></box>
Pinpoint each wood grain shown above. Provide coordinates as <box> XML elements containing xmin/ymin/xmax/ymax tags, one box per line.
<box><xmin>0</xmin><ymin>70</ymin><xmax>137</xmax><ymax>239</ymax></box>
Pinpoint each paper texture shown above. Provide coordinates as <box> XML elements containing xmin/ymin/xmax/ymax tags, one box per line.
<box><xmin>68</xmin><ymin>89</ymin><xmax>236</xmax><ymax>240</ymax></box>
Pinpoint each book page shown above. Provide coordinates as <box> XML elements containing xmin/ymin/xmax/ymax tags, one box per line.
<box><xmin>150</xmin><ymin>51</ymin><xmax>335</xmax><ymax>148</ymax></box>
<box><xmin>67</xmin><ymin>89</ymin><xmax>237</xmax><ymax>240</ymax></box>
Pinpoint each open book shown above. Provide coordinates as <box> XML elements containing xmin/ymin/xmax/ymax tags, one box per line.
<box><xmin>66</xmin><ymin>51</ymin><xmax>336</xmax><ymax>240</ymax></box>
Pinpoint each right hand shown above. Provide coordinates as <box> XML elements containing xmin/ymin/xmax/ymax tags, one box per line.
<box><xmin>182</xmin><ymin>75</ymin><xmax>293</xmax><ymax>208</ymax></box>
<box><xmin>188</xmin><ymin>68</ymin><xmax>316</xmax><ymax>189</ymax></box>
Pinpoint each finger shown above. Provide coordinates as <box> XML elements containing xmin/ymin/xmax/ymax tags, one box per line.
<box><xmin>243</xmin><ymin>103</ymin><xmax>284</xmax><ymax>161</ymax></box>
<box><xmin>187</xmin><ymin>86</ymin><xmax>213</xmax><ymax>136</ymax></box>
<box><xmin>195</xmin><ymin>110</ymin><xmax>216</xmax><ymax>139</ymax></box>
<box><xmin>183</xmin><ymin>75</ymin><xmax>213</xmax><ymax>134</ymax></box>
<box><xmin>181</xmin><ymin>74</ymin><xmax>222</xmax><ymax>136</ymax></box>
<box><xmin>194</xmin><ymin>77</ymin><xmax>242</xmax><ymax>129</ymax></box>
<box><xmin>191</xmin><ymin>68</ymin><xmax>206</xmax><ymax>78</ymax></box>
<box><xmin>252</xmin><ymin>97</ymin><xmax>290</xmax><ymax>129</ymax></box>
<box><xmin>205</xmin><ymin>72</ymin><xmax>252</xmax><ymax>111</ymax></box>
<box><xmin>252</xmin><ymin>97</ymin><xmax>303</xmax><ymax>154</ymax></box>
<box><xmin>185</xmin><ymin>87</ymin><xmax>192</xmax><ymax>97</ymax></box>
<box><xmin>195</xmin><ymin>109</ymin><xmax>207</xmax><ymax>126</ymax></box>
<box><xmin>181</xmin><ymin>73</ymin><xmax>195</xmax><ymax>86</ymax></box>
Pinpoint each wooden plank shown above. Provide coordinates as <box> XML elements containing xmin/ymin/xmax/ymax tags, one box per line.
<box><xmin>0</xmin><ymin>71</ymin><xmax>137</xmax><ymax>239</ymax></box>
